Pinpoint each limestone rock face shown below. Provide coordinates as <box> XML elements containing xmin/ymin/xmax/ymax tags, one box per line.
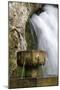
<box><xmin>9</xmin><ymin>2</ymin><xmax>40</xmax><ymax>75</ymax></box>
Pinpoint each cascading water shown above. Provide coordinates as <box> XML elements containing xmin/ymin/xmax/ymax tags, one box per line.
<box><xmin>29</xmin><ymin>5</ymin><xmax>58</xmax><ymax>76</ymax></box>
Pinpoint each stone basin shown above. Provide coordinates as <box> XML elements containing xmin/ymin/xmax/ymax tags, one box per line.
<box><xmin>17</xmin><ymin>50</ymin><xmax>47</xmax><ymax>67</ymax></box>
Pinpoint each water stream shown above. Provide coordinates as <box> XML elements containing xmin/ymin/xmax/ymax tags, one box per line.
<box><xmin>21</xmin><ymin>60</ymin><xmax>25</xmax><ymax>79</ymax></box>
<box><xmin>29</xmin><ymin>5</ymin><xmax>58</xmax><ymax>76</ymax></box>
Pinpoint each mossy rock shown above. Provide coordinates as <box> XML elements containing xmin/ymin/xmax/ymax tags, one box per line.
<box><xmin>25</xmin><ymin>21</ymin><xmax>38</xmax><ymax>50</ymax></box>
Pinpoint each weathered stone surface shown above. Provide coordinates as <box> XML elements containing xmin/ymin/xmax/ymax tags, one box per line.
<box><xmin>9</xmin><ymin>76</ymin><xmax>58</xmax><ymax>88</ymax></box>
<box><xmin>9</xmin><ymin>2</ymin><xmax>41</xmax><ymax>76</ymax></box>
<box><xmin>17</xmin><ymin>50</ymin><xmax>46</xmax><ymax>66</ymax></box>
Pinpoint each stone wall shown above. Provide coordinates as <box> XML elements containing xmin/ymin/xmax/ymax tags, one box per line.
<box><xmin>9</xmin><ymin>2</ymin><xmax>41</xmax><ymax>76</ymax></box>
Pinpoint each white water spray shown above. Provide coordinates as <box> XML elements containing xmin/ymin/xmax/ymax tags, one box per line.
<box><xmin>30</xmin><ymin>5</ymin><xmax>58</xmax><ymax>76</ymax></box>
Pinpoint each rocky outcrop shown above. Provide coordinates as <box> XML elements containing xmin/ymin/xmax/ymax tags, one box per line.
<box><xmin>9</xmin><ymin>2</ymin><xmax>41</xmax><ymax>76</ymax></box>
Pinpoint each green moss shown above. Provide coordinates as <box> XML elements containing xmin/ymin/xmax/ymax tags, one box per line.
<box><xmin>16</xmin><ymin>66</ymin><xmax>25</xmax><ymax>77</ymax></box>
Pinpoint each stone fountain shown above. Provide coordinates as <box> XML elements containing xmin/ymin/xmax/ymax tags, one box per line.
<box><xmin>17</xmin><ymin>50</ymin><xmax>47</xmax><ymax>78</ymax></box>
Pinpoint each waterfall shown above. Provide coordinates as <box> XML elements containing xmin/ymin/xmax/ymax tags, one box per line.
<box><xmin>29</xmin><ymin>5</ymin><xmax>58</xmax><ymax>76</ymax></box>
